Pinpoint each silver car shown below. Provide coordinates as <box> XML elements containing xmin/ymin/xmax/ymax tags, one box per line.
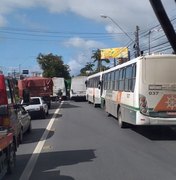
<box><xmin>17</xmin><ymin>105</ymin><xmax>31</xmax><ymax>144</ymax></box>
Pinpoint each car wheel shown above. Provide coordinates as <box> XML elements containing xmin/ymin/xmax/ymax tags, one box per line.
<box><xmin>18</xmin><ymin>129</ymin><xmax>23</xmax><ymax>144</ymax></box>
<box><xmin>42</xmin><ymin>111</ymin><xmax>46</xmax><ymax>119</ymax></box>
<box><xmin>27</xmin><ymin>121</ymin><xmax>32</xmax><ymax>133</ymax></box>
<box><xmin>46</xmin><ymin>109</ymin><xmax>49</xmax><ymax>116</ymax></box>
<box><xmin>7</xmin><ymin>142</ymin><xmax>16</xmax><ymax>174</ymax></box>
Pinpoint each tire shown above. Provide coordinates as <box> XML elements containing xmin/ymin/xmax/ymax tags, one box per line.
<box><xmin>101</xmin><ymin>100</ymin><xmax>106</xmax><ymax>111</ymax></box>
<box><xmin>18</xmin><ymin>129</ymin><xmax>23</xmax><ymax>144</ymax></box>
<box><xmin>48</xmin><ymin>103</ymin><xmax>51</xmax><ymax>109</ymax></box>
<box><xmin>117</xmin><ymin>107</ymin><xmax>126</xmax><ymax>128</ymax></box>
<box><xmin>7</xmin><ymin>142</ymin><xmax>16</xmax><ymax>174</ymax></box>
<box><xmin>42</xmin><ymin>111</ymin><xmax>46</xmax><ymax>119</ymax></box>
<box><xmin>93</xmin><ymin>97</ymin><xmax>97</xmax><ymax>108</ymax></box>
<box><xmin>46</xmin><ymin>109</ymin><xmax>49</xmax><ymax>116</ymax></box>
<box><xmin>27</xmin><ymin>121</ymin><xmax>32</xmax><ymax>133</ymax></box>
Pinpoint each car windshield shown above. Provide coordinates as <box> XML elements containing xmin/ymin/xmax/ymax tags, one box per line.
<box><xmin>30</xmin><ymin>98</ymin><xmax>40</xmax><ymax>105</ymax></box>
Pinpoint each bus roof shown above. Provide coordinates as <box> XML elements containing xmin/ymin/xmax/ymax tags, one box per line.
<box><xmin>102</xmin><ymin>54</ymin><xmax>176</xmax><ymax>74</ymax></box>
<box><xmin>87</xmin><ymin>71</ymin><xmax>103</xmax><ymax>79</ymax></box>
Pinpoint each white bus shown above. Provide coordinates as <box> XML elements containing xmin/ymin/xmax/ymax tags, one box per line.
<box><xmin>86</xmin><ymin>72</ymin><xmax>103</xmax><ymax>107</ymax></box>
<box><xmin>70</xmin><ymin>76</ymin><xmax>87</xmax><ymax>101</ymax></box>
<box><xmin>102</xmin><ymin>54</ymin><xmax>176</xmax><ymax>128</ymax></box>
<box><xmin>52</xmin><ymin>77</ymin><xmax>67</xmax><ymax>100</ymax></box>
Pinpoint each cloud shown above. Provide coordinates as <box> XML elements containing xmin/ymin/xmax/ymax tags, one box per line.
<box><xmin>0</xmin><ymin>15</ymin><xmax>7</xmax><ymax>27</ymax></box>
<box><xmin>64</xmin><ymin>37</ymin><xmax>106</xmax><ymax>49</ymax></box>
<box><xmin>68</xmin><ymin>53</ymin><xmax>91</xmax><ymax>76</ymax></box>
<box><xmin>68</xmin><ymin>58</ymin><xmax>83</xmax><ymax>76</ymax></box>
<box><xmin>0</xmin><ymin>0</ymin><xmax>36</xmax><ymax>14</ymax></box>
<box><xmin>64</xmin><ymin>37</ymin><xmax>106</xmax><ymax>75</ymax></box>
<box><xmin>0</xmin><ymin>0</ymin><xmax>175</xmax><ymax>30</ymax></box>
<box><xmin>38</xmin><ymin>0</ymin><xmax>69</xmax><ymax>13</ymax></box>
<box><xmin>0</xmin><ymin>0</ymin><xmax>175</xmax><ymax>75</ymax></box>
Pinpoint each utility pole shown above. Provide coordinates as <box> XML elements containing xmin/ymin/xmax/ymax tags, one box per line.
<box><xmin>149</xmin><ymin>0</ymin><xmax>176</xmax><ymax>54</ymax></box>
<box><xmin>148</xmin><ymin>30</ymin><xmax>151</xmax><ymax>55</ymax></box>
<box><xmin>134</xmin><ymin>25</ymin><xmax>140</xmax><ymax>57</ymax></box>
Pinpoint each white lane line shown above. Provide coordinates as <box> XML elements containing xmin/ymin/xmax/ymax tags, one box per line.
<box><xmin>19</xmin><ymin>102</ymin><xmax>63</xmax><ymax>180</ymax></box>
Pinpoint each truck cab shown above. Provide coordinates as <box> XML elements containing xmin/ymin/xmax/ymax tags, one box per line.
<box><xmin>0</xmin><ymin>74</ymin><xmax>26</xmax><ymax>149</ymax></box>
<box><xmin>0</xmin><ymin>74</ymin><xmax>17</xmax><ymax>177</ymax></box>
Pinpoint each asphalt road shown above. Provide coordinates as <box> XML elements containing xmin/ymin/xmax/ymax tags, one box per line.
<box><xmin>4</xmin><ymin>100</ymin><xmax>176</xmax><ymax>180</ymax></box>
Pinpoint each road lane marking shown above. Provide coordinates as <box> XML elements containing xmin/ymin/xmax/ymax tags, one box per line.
<box><xmin>19</xmin><ymin>102</ymin><xmax>63</xmax><ymax>180</ymax></box>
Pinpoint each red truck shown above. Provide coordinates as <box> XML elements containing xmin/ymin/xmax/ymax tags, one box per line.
<box><xmin>0</xmin><ymin>74</ymin><xmax>17</xmax><ymax>178</ymax></box>
<box><xmin>0</xmin><ymin>130</ymin><xmax>16</xmax><ymax>178</ymax></box>
<box><xmin>18</xmin><ymin>77</ymin><xmax>53</xmax><ymax>108</ymax></box>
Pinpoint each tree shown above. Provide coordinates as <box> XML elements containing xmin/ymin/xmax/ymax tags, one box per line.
<box><xmin>37</xmin><ymin>53</ymin><xmax>70</xmax><ymax>79</ymax></box>
<box><xmin>91</xmin><ymin>49</ymin><xmax>110</xmax><ymax>72</ymax></box>
<box><xmin>79</xmin><ymin>62</ymin><xmax>95</xmax><ymax>75</ymax></box>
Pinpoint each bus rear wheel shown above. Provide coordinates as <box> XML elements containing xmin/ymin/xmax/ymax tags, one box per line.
<box><xmin>117</xmin><ymin>107</ymin><xmax>126</xmax><ymax>128</ymax></box>
<box><xmin>93</xmin><ymin>97</ymin><xmax>96</xmax><ymax>107</ymax></box>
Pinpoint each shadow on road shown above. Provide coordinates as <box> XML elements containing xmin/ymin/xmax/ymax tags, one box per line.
<box><xmin>30</xmin><ymin>110</ymin><xmax>62</xmax><ymax>120</ymax></box>
<box><xmin>31</xmin><ymin>149</ymin><xmax>96</xmax><ymax>180</ymax></box>
<box><xmin>5</xmin><ymin>149</ymin><xmax>96</xmax><ymax>180</ymax></box>
<box><xmin>22</xmin><ymin>128</ymin><xmax>54</xmax><ymax>144</ymax></box>
<box><xmin>60</xmin><ymin>102</ymin><xmax>80</xmax><ymax>109</ymax></box>
<box><xmin>131</xmin><ymin>126</ymin><xmax>176</xmax><ymax>141</ymax></box>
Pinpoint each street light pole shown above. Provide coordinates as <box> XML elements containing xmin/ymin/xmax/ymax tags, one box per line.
<box><xmin>100</xmin><ymin>15</ymin><xmax>134</xmax><ymax>43</ymax></box>
<box><xmin>148</xmin><ymin>28</ymin><xmax>162</xmax><ymax>55</ymax></box>
<box><xmin>101</xmin><ymin>15</ymin><xmax>140</xmax><ymax>57</ymax></box>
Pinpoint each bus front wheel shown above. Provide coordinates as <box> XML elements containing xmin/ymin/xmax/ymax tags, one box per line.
<box><xmin>117</xmin><ymin>107</ymin><xmax>126</xmax><ymax>128</ymax></box>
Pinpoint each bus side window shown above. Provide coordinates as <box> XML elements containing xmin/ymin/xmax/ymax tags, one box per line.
<box><xmin>124</xmin><ymin>65</ymin><xmax>133</xmax><ymax>92</ymax></box>
<box><xmin>107</xmin><ymin>73</ymin><xmax>111</xmax><ymax>90</ymax></box>
<box><xmin>115</xmin><ymin>70</ymin><xmax>119</xmax><ymax>90</ymax></box>
<box><xmin>103</xmin><ymin>74</ymin><xmax>107</xmax><ymax>90</ymax></box>
<box><xmin>131</xmin><ymin>64</ymin><xmax>136</xmax><ymax>92</ymax></box>
<box><xmin>119</xmin><ymin>68</ymin><xmax>125</xmax><ymax>91</ymax></box>
<box><xmin>111</xmin><ymin>71</ymin><xmax>115</xmax><ymax>90</ymax></box>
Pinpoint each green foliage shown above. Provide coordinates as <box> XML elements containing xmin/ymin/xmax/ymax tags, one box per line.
<box><xmin>37</xmin><ymin>53</ymin><xmax>70</xmax><ymax>79</ymax></box>
<box><xmin>79</xmin><ymin>62</ymin><xmax>95</xmax><ymax>75</ymax></box>
<box><xmin>65</xmin><ymin>79</ymin><xmax>71</xmax><ymax>90</ymax></box>
<box><xmin>91</xmin><ymin>49</ymin><xmax>110</xmax><ymax>72</ymax></box>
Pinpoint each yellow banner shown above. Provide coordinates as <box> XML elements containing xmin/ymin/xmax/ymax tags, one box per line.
<box><xmin>100</xmin><ymin>47</ymin><xmax>128</xmax><ymax>59</ymax></box>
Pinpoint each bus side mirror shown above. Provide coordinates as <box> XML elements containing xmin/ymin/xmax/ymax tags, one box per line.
<box><xmin>85</xmin><ymin>80</ymin><xmax>87</xmax><ymax>87</ymax></box>
<box><xmin>98</xmin><ymin>81</ymin><xmax>102</xmax><ymax>89</ymax></box>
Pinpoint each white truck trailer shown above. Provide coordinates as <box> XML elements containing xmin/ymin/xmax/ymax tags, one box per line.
<box><xmin>70</xmin><ymin>76</ymin><xmax>87</xmax><ymax>101</ymax></box>
<box><xmin>52</xmin><ymin>77</ymin><xmax>67</xmax><ymax>100</ymax></box>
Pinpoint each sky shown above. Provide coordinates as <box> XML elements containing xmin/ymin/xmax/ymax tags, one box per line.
<box><xmin>0</xmin><ymin>0</ymin><xmax>175</xmax><ymax>76</ymax></box>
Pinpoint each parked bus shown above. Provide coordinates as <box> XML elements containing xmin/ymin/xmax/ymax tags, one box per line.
<box><xmin>86</xmin><ymin>72</ymin><xmax>103</xmax><ymax>107</ymax></box>
<box><xmin>101</xmin><ymin>54</ymin><xmax>176</xmax><ymax>128</ymax></box>
<box><xmin>70</xmin><ymin>76</ymin><xmax>87</xmax><ymax>101</ymax></box>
